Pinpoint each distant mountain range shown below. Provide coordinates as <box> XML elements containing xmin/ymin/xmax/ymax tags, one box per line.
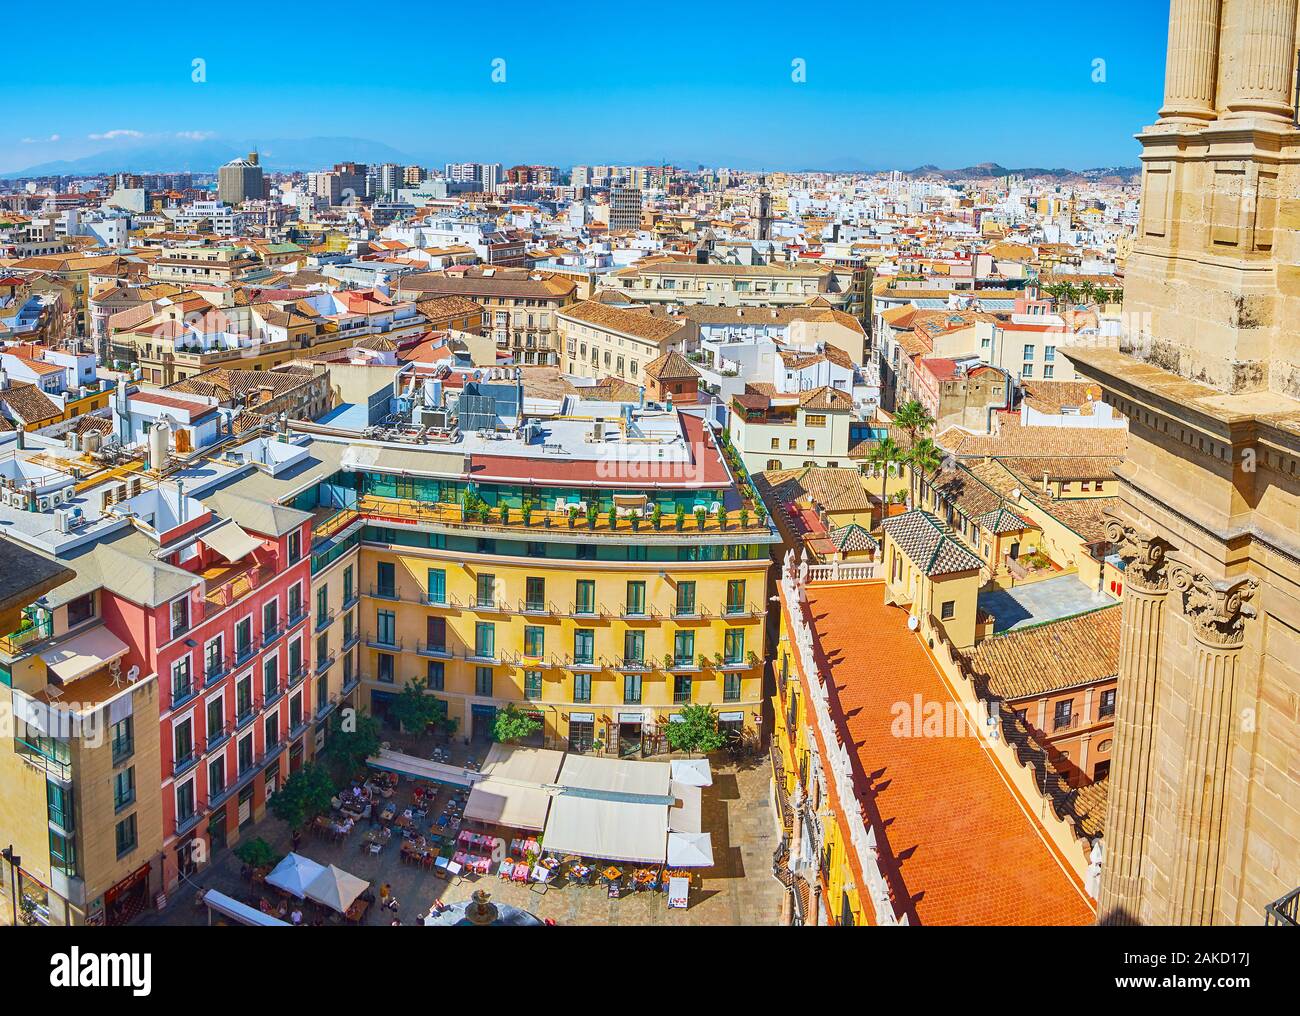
<box><xmin>2</xmin><ymin>136</ymin><xmax>416</xmax><ymax>178</ymax></box>
<box><xmin>901</xmin><ymin>161</ymin><xmax>1141</xmax><ymax>183</ymax></box>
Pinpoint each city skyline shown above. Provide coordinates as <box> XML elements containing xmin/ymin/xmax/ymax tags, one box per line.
<box><xmin>0</xmin><ymin>0</ymin><xmax>1169</xmax><ymax>176</ymax></box>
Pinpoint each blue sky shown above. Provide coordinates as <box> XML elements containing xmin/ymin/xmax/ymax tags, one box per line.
<box><xmin>1</xmin><ymin>0</ymin><xmax>1170</xmax><ymax>174</ymax></box>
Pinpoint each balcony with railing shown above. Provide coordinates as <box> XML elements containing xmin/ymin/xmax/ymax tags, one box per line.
<box><xmin>171</xmin><ymin>677</ymin><xmax>198</xmax><ymax>711</ymax></box>
<box><xmin>260</xmin><ymin>620</ymin><xmax>283</xmax><ymax>650</ymax></box>
<box><xmin>286</xmin><ymin>602</ymin><xmax>310</xmax><ymax>631</ymax></box>
<box><xmin>1266</xmin><ymin>887</ymin><xmax>1299</xmax><ymax>926</ymax></box>
<box><xmin>207</xmin><ymin>724</ymin><xmax>230</xmax><ymax>753</ymax></box>
<box><xmin>0</xmin><ymin>610</ymin><xmax>53</xmax><ymax>656</ymax></box>
<box><xmin>174</xmin><ymin>798</ymin><xmax>208</xmax><ymax>837</ymax></box>
<box><xmin>172</xmin><ymin>747</ymin><xmax>200</xmax><ymax>778</ymax></box>
<box><xmin>365</xmin><ymin>631</ymin><xmax>403</xmax><ymax>652</ymax></box>
<box><xmin>354</xmin><ymin>494</ymin><xmax>772</xmax><ymax>538</ymax></box>
<box><xmin>368</xmin><ymin>583</ymin><xmax>401</xmax><ymax>603</ymax></box>
<box><xmin>202</xmin><ymin>561</ymin><xmax>277</xmax><ymax>619</ymax></box>
<box><xmin>203</xmin><ymin>655</ymin><xmax>230</xmax><ymax>688</ymax></box>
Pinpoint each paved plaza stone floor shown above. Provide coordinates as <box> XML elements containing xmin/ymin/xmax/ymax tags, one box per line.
<box><xmin>137</xmin><ymin>750</ymin><xmax>784</xmax><ymax>928</ymax></box>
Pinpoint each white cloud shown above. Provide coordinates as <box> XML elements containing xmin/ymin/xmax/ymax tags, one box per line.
<box><xmin>175</xmin><ymin>131</ymin><xmax>214</xmax><ymax>141</ymax></box>
<box><xmin>21</xmin><ymin>134</ymin><xmax>60</xmax><ymax>144</ymax></box>
<box><xmin>88</xmin><ymin>129</ymin><xmax>144</xmax><ymax>141</ymax></box>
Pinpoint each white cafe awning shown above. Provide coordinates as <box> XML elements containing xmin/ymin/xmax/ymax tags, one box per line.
<box><xmin>463</xmin><ymin>744</ymin><xmax>565</xmax><ymax>832</ymax></box>
<box><xmin>304</xmin><ymin>865</ymin><xmax>369</xmax><ymax>914</ymax></box>
<box><xmin>265</xmin><ymin>852</ymin><xmax>324</xmax><ymax>898</ymax></box>
<box><xmin>203</xmin><ymin>889</ymin><xmax>289</xmax><ymax>927</ymax></box>
<box><xmin>668</xmin><ymin>782</ymin><xmax>702</xmax><ymax>834</ymax></box>
<box><xmin>670</xmin><ymin>758</ymin><xmax>713</xmax><ymax>788</ymax></box>
<box><xmin>39</xmin><ymin>626</ymin><xmax>129</xmax><ymax>684</ymax></box>
<box><xmin>203</xmin><ymin>520</ymin><xmax>262</xmax><ymax>563</ymax></box>
<box><xmin>667</xmin><ymin>832</ymin><xmax>714</xmax><ymax>868</ymax></box>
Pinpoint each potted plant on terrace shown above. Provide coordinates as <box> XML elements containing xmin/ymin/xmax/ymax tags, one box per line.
<box><xmin>607</xmin><ymin>507</ymin><xmax>618</xmax><ymax>531</ymax></box>
<box><xmin>675</xmin><ymin>503</ymin><xmax>686</xmax><ymax>531</ymax></box>
<box><xmin>586</xmin><ymin>503</ymin><xmax>598</xmax><ymax>529</ymax></box>
<box><xmin>652</xmin><ymin>503</ymin><xmax>663</xmax><ymax>530</ymax></box>
<box><xmin>568</xmin><ymin>505</ymin><xmax>581</xmax><ymax>529</ymax></box>
<box><xmin>693</xmin><ymin>505</ymin><xmax>708</xmax><ymax>530</ymax></box>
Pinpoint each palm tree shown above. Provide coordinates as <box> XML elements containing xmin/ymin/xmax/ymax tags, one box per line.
<box><xmin>1057</xmin><ymin>281</ymin><xmax>1079</xmax><ymax>307</ymax></box>
<box><xmin>906</xmin><ymin>437</ymin><xmax>944</xmax><ymax>511</ymax></box>
<box><xmin>867</xmin><ymin>437</ymin><xmax>905</xmax><ymax>528</ymax></box>
<box><xmin>1078</xmin><ymin>280</ymin><xmax>1098</xmax><ymax>305</ymax></box>
<box><xmin>893</xmin><ymin>399</ymin><xmax>935</xmax><ymax>447</ymax></box>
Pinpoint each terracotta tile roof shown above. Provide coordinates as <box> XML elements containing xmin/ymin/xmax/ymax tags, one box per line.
<box><xmin>881</xmin><ymin>510</ymin><xmax>983</xmax><ymax>576</ymax></box>
<box><xmin>940</xmin><ymin>414</ymin><xmax>1128</xmax><ymax>459</ymax></box>
<box><xmin>829</xmin><ymin>522</ymin><xmax>878</xmax><ymax>553</ymax></box>
<box><xmin>962</xmin><ymin>604</ymin><xmax>1121</xmax><ymax>700</ymax></box>
<box><xmin>1072</xmin><ymin>777</ymin><xmax>1109</xmax><ymax>839</ymax></box>
<box><xmin>580</xmin><ymin>376</ymin><xmax>643</xmax><ymax>402</ymax></box>
<box><xmin>562</xmin><ymin>300</ymin><xmax>688</xmax><ymax>345</ymax></box>
<box><xmin>800</xmin><ymin>583</ymin><xmax>1096</xmax><ymax>925</ymax></box>
<box><xmin>0</xmin><ymin>382</ymin><xmax>60</xmax><ymax>424</ymax></box>
<box><xmin>1020</xmin><ymin>380</ymin><xmax>1106</xmax><ymax>415</ymax></box>
<box><xmin>997</xmin><ymin>455</ymin><xmax>1123</xmax><ymax>484</ymax></box>
<box><xmin>798</xmin><ymin>385</ymin><xmax>854</xmax><ymax>411</ymax></box>
<box><xmin>644</xmin><ymin>349</ymin><xmax>698</xmax><ymax>381</ymax></box>
<box><xmin>975</xmin><ymin>506</ymin><xmax>1037</xmax><ymax>535</ymax></box>
<box><xmin>755</xmin><ymin>466</ymin><xmax>875</xmax><ymax>513</ymax></box>
<box><xmin>1022</xmin><ymin>492</ymin><xmax>1116</xmax><ymax>544</ymax></box>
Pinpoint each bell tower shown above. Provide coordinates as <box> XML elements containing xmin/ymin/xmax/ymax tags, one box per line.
<box><xmin>1068</xmin><ymin>0</ymin><xmax>1300</xmax><ymax>925</ymax></box>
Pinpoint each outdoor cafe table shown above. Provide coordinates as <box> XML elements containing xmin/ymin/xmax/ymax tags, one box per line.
<box><xmin>601</xmin><ymin>866</ymin><xmax>622</xmax><ymax>882</ymax></box>
<box><xmin>345</xmin><ymin>897</ymin><xmax>370</xmax><ymax>923</ymax></box>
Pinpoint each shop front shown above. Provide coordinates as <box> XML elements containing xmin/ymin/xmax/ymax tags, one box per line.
<box><xmin>104</xmin><ymin>863</ymin><xmax>151</xmax><ymax>926</ymax></box>
<box><xmin>568</xmin><ymin>712</ymin><xmax>595</xmax><ymax>753</ymax></box>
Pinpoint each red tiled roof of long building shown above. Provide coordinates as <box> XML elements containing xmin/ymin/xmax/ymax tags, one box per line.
<box><xmin>789</xmin><ymin>581</ymin><xmax>1095</xmax><ymax>926</ymax></box>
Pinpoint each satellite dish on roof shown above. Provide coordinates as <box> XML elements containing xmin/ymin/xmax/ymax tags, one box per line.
<box><xmin>907</xmin><ymin>616</ymin><xmax>919</xmax><ymax>632</ymax></box>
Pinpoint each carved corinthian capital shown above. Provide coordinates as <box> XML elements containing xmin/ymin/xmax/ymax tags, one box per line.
<box><xmin>1167</xmin><ymin>565</ymin><xmax>1258</xmax><ymax>646</ymax></box>
<box><xmin>1105</xmin><ymin>518</ymin><xmax>1170</xmax><ymax>591</ymax></box>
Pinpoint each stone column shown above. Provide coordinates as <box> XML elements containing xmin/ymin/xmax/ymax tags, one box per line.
<box><xmin>1097</xmin><ymin>523</ymin><xmax>1171</xmax><ymax>925</ymax></box>
<box><xmin>1218</xmin><ymin>0</ymin><xmax>1298</xmax><ymax>121</ymax></box>
<box><xmin>1166</xmin><ymin>570</ymin><xmax>1257</xmax><ymax>925</ymax></box>
<box><xmin>1159</xmin><ymin>0</ymin><xmax>1223</xmax><ymax>123</ymax></box>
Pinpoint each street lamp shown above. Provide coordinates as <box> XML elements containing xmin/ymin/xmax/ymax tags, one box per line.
<box><xmin>1</xmin><ymin>845</ymin><xmax>20</xmax><ymax>927</ymax></box>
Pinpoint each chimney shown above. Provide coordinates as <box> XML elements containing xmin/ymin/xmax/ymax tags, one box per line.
<box><xmin>0</xmin><ymin>367</ymin><xmax>7</xmax><ymax>391</ymax></box>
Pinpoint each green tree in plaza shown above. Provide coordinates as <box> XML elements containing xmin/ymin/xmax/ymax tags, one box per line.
<box><xmin>391</xmin><ymin>677</ymin><xmax>444</xmax><ymax>735</ymax></box>
<box><xmin>321</xmin><ymin>708</ymin><xmax>382</xmax><ymax>781</ymax></box>
<box><xmin>493</xmin><ymin>704</ymin><xmax>542</xmax><ymax>744</ymax></box>
<box><xmin>234</xmin><ymin>837</ymin><xmax>279</xmax><ymax>870</ymax></box>
<box><xmin>269</xmin><ymin>762</ymin><xmax>336</xmax><ymax>834</ymax></box>
<box><xmin>664</xmin><ymin>703</ymin><xmax>728</xmax><ymax>757</ymax></box>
